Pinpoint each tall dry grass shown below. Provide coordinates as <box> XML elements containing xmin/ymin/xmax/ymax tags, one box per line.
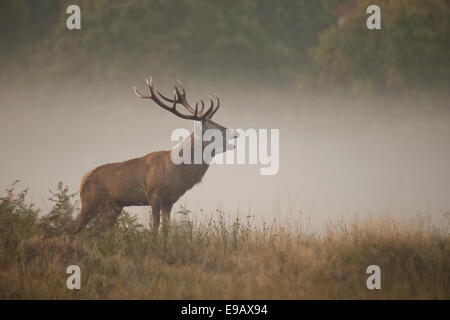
<box><xmin>0</xmin><ymin>182</ymin><xmax>448</xmax><ymax>299</ymax></box>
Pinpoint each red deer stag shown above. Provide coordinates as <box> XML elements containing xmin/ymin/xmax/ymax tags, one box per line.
<box><xmin>71</xmin><ymin>77</ymin><xmax>237</xmax><ymax>235</ymax></box>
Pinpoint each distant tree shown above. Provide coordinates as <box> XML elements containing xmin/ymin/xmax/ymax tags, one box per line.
<box><xmin>308</xmin><ymin>0</ymin><xmax>449</xmax><ymax>93</ymax></box>
<box><xmin>1</xmin><ymin>0</ymin><xmax>336</xmax><ymax>86</ymax></box>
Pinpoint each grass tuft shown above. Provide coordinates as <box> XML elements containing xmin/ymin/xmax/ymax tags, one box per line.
<box><xmin>0</xmin><ymin>182</ymin><xmax>448</xmax><ymax>299</ymax></box>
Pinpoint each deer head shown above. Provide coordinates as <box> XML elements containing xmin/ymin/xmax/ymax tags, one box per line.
<box><xmin>134</xmin><ymin>77</ymin><xmax>238</xmax><ymax>155</ymax></box>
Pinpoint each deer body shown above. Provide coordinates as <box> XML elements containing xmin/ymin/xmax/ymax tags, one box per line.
<box><xmin>71</xmin><ymin>78</ymin><xmax>234</xmax><ymax>235</ymax></box>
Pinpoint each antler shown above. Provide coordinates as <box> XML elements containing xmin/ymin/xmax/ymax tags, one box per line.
<box><xmin>133</xmin><ymin>77</ymin><xmax>220</xmax><ymax>121</ymax></box>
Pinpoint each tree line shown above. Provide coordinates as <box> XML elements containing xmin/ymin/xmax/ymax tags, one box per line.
<box><xmin>0</xmin><ymin>0</ymin><xmax>448</xmax><ymax>93</ymax></box>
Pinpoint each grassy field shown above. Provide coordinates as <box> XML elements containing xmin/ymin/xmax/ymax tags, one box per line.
<box><xmin>0</xmin><ymin>182</ymin><xmax>448</xmax><ymax>299</ymax></box>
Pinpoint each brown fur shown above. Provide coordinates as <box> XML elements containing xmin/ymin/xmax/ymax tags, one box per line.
<box><xmin>71</xmin><ymin>120</ymin><xmax>233</xmax><ymax>235</ymax></box>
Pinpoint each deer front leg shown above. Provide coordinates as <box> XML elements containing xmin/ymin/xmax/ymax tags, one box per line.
<box><xmin>104</xmin><ymin>205</ymin><xmax>123</xmax><ymax>227</ymax></box>
<box><xmin>162</xmin><ymin>203</ymin><xmax>173</xmax><ymax>238</ymax></box>
<box><xmin>150</xmin><ymin>197</ymin><xmax>162</xmax><ymax>239</ymax></box>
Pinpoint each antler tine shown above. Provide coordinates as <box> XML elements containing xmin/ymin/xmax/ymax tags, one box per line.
<box><xmin>153</xmin><ymin>83</ymin><xmax>197</xmax><ymax>116</ymax></box>
<box><xmin>208</xmin><ymin>95</ymin><xmax>214</xmax><ymax>108</ymax></box>
<box><xmin>133</xmin><ymin>77</ymin><xmax>220</xmax><ymax>121</ymax></box>
<box><xmin>145</xmin><ymin>77</ymin><xmax>155</xmax><ymax>96</ymax></box>
<box><xmin>194</xmin><ymin>102</ymin><xmax>198</xmax><ymax>116</ymax></box>
<box><xmin>156</xmin><ymin>89</ymin><xmax>174</xmax><ymax>103</ymax></box>
<box><xmin>134</xmin><ymin>77</ymin><xmax>204</xmax><ymax>121</ymax></box>
<box><xmin>173</xmin><ymin>85</ymin><xmax>183</xmax><ymax>100</ymax></box>
<box><xmin>214</xmin><ymin>93</ymin><xmax>220</xmax><ymax>106</ymax></box>
<box><xmin>146</xmin><ymin>76</ymin><xmax>153</xmax><ymax>87</ymax></box>
<box><xmin>202</xmin><ymin>103</ymin><xmax>215</xmax><ymax>119</ymax></box>
<box><xmin>172</xmin><ymin>87</ymin><xmax>178</xmax><ymax>100</ymax></box>
<box><xmin>200</xmin><ymin>100</ymin><xmax>205</xmax><ymax>114</ymax></box>
<box><xmin>173</xmin><ymin>84</ymin><xmax>198</xmax><ymax>115</ymax></box>
<box><xmin>206</xmin><ymin>94</ymin><xmax>220</xmax><ymax>119</ymax></box>
<box><xmin>194</xmin><ymin>101</ymin><xmax>200</xmax><ymax>115</ymax></box>
<box><xmin>196</xmin><ymin>94</ymin><xmax>216</xmax><ymax>119</ymax></box>
<box><xmin>134</xmin><ymin>77</ymin><xmax>155</xmax><ymax>99</ymax></box>
<box><xmin>157</xmin><ymin>84</ymin><xmax>188</xmax><ymax>106</ymax></box>
<box><xmin>133</xmin><ymin>85</ymin><xmax>146</xmax><ymax>98</ymax></box>
<box><xmin>176</xmin><ymin>80</ymin><xmax>186</xmax><ymax>95</ymax></box>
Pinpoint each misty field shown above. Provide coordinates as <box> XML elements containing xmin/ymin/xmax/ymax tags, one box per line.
<box><xmin>0</xmin><ymin>182</ymin><xmax>448</xmax><ymax>299</ymax></box>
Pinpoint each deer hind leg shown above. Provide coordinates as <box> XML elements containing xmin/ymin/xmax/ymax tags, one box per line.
<box><xmin>70</xmin><ymin>204</ymin><xmax>96</xmax><ymax>234</ymax></box>
<box><xmin>162</xmin><ymin>203</ymin><xmax>173</xmax><ymax>238</ymax></box>
<box><xmin>150</xmin><ymin>196</ymin><xmax>162</xmax><ymax>239</ymax></box>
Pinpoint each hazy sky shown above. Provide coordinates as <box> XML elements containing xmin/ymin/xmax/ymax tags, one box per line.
<box><xmin>1</xmin><ymin>84</ymin><xmax>449</xmax><ymax>231</ymax></box>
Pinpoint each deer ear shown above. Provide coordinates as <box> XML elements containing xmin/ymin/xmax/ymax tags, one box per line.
<box><xmin>193</xmin><ymin>121</ymin><xmax>203</xmax><ymax>139</ymax></box>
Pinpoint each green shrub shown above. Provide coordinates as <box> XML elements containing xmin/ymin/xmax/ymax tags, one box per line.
<box><xmin>0</xmin><ymin>181</ymin><xmax>39</xmax><ymax>259</ymax></box>
<box><xmin>38</xmin><ymin>182</ymin><xmax>79</xmax><ymax>237</ymax></box>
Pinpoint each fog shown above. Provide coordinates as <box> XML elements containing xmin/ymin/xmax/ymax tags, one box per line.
<box><xmin>1</xmin><ymin>84</ymin><xmax>449</xmax><ymax>231</ymax></box>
